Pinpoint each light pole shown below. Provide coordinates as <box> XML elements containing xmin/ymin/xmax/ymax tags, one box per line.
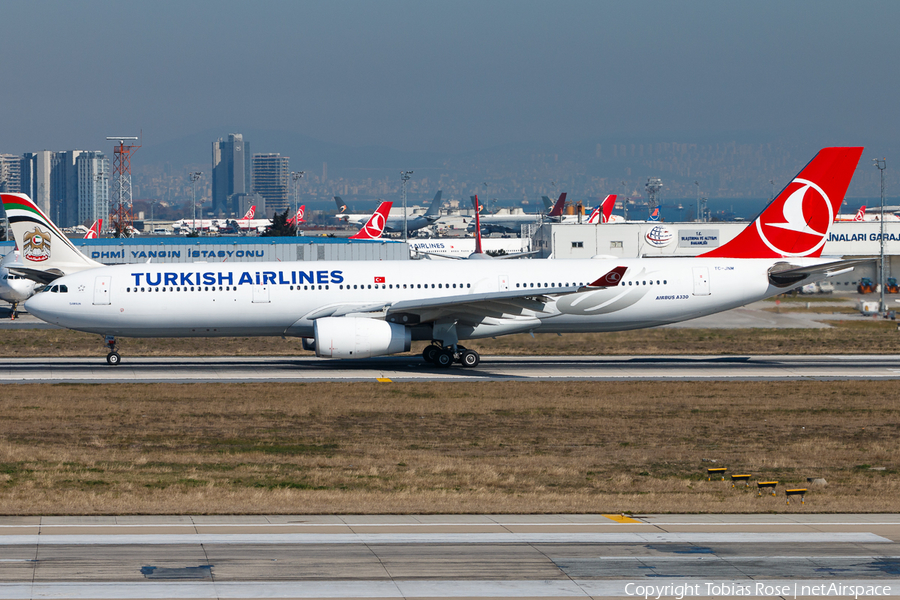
<box><xmin>150</xmin><ymin>199</ymin><xmax>157</xmax><ymax>234</ymax></box>
<box><xmin>769</xmin><ymin>179</ymin><xmax>775</xmax><ymax>201</ymax></box>
<box><xmin>874</xmin><ymin>158</ymin><xmax>887</xmax><ymax>315</ymax></box>
<box><xmin>401</xmin><ymin>170</ymin><xmax>413</xmax><ymax>243</ymax></box>
<box><xmin>694</xmin><ymin>181</ymin><xmax>700</xmax><ymax>222</ymax></box>
<box><xmin>292</xmin><ymin>171</ymin><xmax>305</xmax><ymax>236</ymax></box>
<box><xmin>190</xmin><ymin>172</ymin><xmax>202</xmax><ymax>234</ymax></box>
<box><xmin>620</xmin><ymin>181</ymin><xmax>627</xmax><ymax>221</ymax></box>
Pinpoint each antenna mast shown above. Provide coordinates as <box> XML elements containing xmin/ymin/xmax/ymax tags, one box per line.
<box><xmin>107</xmin><ymin>135</ymin><xmax>141</xmax><ymax>237</ymax></box>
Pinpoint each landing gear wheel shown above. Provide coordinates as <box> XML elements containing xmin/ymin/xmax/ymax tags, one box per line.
<box><xmin>106</xmin><ymin>352</ymin><xmax>121</xmax><ymax>366</ymax></box>
<box><xmin>422</xmin><ymin>344</ymin><xmax>441</xmax><ymax>364</ymax></box>
<box><xmin>435</xmin><ymin>349</ymin><xmax>454</xmax><ymax>368</ymax></box>
<box><xmin>459</xmin><ymin>350</ymin><xmax>480</xmax><ymax>368</ymax></box>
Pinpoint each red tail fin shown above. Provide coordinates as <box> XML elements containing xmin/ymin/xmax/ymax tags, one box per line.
<box><xmin>297</xmin><ymin>205</ymin><xmax>305</xmax><ymax>223</ymax></box>
<box><xmin>350</xmin><ymin>201</ymin><xmax>392</xmax><ymax>239</ymax></box>
<box><xmin>600</xmin><ymin>194</ymin><xmax>617</xmax><ymax>224</ymax></box>
<box><xmin>84</xmin><ymin>218</ymin><xmax>102</xmax><ymax>239</ymax></box>
<box><xmin>855</xmin><ymin>206</ymin><xmax>866</xmax><ymax>221</ymax></box>
<box><xmin>243</xmin><ymin>206</ymin><xmax>256</xmax><ymax>220</ymax></box>
<box><xmin>700</xmin><ymin>147</ymin><xmax>863</xmax><ymax>259</ymax></box>
<box><xmin>473</xmin><ymin>195</ymin><xmax>483</xmax><ymax>254</ymax></box>
<box><xmin>547</xmin><ymin>193</ymin><xmax>567</xmax><ymax>217</ymax></box>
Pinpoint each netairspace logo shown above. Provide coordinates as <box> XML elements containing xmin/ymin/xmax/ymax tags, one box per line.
<box><xmin>624</xmin><ymin>582</ymin><xmax>892</xmax><ymax>599</ymax></box>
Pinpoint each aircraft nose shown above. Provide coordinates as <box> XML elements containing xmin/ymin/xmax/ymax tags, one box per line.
<box><xmin>24</xmin><ymin>292</ymin><xmax>57</xmax><ymax>323</ymax></box>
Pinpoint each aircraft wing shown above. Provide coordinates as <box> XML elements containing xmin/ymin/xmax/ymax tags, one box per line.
<box><xmin>382</xmin><ymin>266</ymin><xmax>626</xmax><ymax>325</ymax></box>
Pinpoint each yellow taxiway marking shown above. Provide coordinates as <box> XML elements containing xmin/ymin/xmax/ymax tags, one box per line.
<box><xmin>602</xmin><ymin>514</ymin><xmax>642</xmax><ymax>523</ymax></box>
<box><xmin>376</xmin><ymin>378</ymin><xmax>392</xmax><ymax>383</ymax></box>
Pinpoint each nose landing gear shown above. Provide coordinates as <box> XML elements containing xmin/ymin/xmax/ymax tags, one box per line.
<box><xmin>104</xmin><ymin>336</ymin><xmax>121</xmax><ymax>366</ymax></box>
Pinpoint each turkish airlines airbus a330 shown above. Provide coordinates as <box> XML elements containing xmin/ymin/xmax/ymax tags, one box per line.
<box><xmin>2</xmin><ymin>147</ymin><xmax>863</xmax><ymax>367</ymax></box>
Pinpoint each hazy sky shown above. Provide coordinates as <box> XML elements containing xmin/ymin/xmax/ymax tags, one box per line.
<box><xmin>2</xmin><ymin>0</ymin><xmax>898</xmax><ymax>156</ymax></box>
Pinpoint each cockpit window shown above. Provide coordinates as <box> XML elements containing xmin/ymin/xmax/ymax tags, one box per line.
<box><xmin>59</xmin><ymin>285</ymin><xmax>68</xmax><ymax>293</ymax></box>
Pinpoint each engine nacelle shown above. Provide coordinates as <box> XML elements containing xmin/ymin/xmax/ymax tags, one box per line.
<box><xmin>314</xmin><ymin>317</ymin><xmax>411</xmax><ymax>359</ymax></box>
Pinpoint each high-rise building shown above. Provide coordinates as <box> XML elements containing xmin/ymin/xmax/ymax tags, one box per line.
<box><xmin>0</xmin><ymin>154</ymin><xmax>22</xmax><ymax>193</ymax></box>
<box><xmin>252</xmin><ymin>153</ymin><xmax>290</xmax><ymax>215</ymax></box>
<box><xmin>212</xmin><ymin>133</ymin><xmax>251</xmax><ymax>215</ymax></box>
<box><xmin>76</xmin><ymin>152</ymin><xmax>109</xmax><ymax>225</ymax></box>
<box><xmin>20</xmin><ymin>151</ymin><xmax>85</xmax><ymax>226</ymax></box>
<box><xmin>21</xmin><ymin>151</ymin><xmax>54</xmax><ymax>217</ymax></box>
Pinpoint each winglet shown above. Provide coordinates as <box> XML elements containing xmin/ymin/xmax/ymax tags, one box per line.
<box><xmin>584</xmin><ymin>266</ymin><xmax>627</xmax><ymax>288</ymax></box>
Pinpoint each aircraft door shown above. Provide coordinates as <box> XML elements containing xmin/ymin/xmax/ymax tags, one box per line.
<box><xmin>93</xmin><ymin>276</ymin><xmax>111</xmax><ymax>305</ymax></box>
<box><xmin>252</xmin><ymin>284</ymin><xmax>270</xmax><ymax>303</ymax></box>
<box><xmin>498</xmin><ymin>275</ymin><xmax>509</xmax><ymax>291</ymax></box>
<box><xmin>692</xmin><ymin>267</ymin><xmax>710</xmax><ymax>296</ymax></box>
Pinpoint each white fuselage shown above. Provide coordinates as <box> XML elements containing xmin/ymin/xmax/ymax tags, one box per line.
<box><xmin>25</xmin><ymin>256</ymin><xmax>796</xmax><ymax>341</ymax></box>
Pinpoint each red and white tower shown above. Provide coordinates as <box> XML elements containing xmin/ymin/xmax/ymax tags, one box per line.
<box><xmin>107</xmin><ymin>136</ymin><xmax>141</xmax><ymax>237</ymax></box>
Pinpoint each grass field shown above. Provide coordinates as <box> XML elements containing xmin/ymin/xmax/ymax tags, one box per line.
<box><xmin>0</xmin><ymin>381</ymin><xmax>897</xmax><ymax>515</ymax></box>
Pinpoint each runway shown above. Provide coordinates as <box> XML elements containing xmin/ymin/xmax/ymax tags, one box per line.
<box><xmin>1</xmin><ymin>514</ymin><xmax>899</xmax><ymax>598</ymax></box>
<box><xmin>3</xmin><ymin>354</ymin><xmax>900</xmax><ymax>383</ymax></box>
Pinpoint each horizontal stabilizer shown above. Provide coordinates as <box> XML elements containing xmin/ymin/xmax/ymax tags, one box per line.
<box><xmin>9</xmin><ymin>266</ymin><xmax>65</xmax><ymax>285</ymax></box>
<box><xmin>767</xmin><ymin>259</ymin><xmax>867</xmax><ymax>287</ymax></box>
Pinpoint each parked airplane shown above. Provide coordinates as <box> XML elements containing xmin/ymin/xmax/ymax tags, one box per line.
<box><xmin>232</xmin><ymin>205</ymin><xmax>274</xmax><ymax>233</ymax></box>
<box><xmin>3</xmin><ymin>147</ymin><xmax>864</xmax><ymax>368</ymax></box>
<box><xmin>472</xmin><ymin>193</ymin><xmax>567</xmax><ymax>234</ymax></box>
<box><xmin>349</xmin><ymin>202</ymin><xmax>393</xmax><ymax>240</ymax></box>
<box><xmin>336</xmin><ymin>191</ymin><xmax>443</xmax><ymax>235</ymax></box>
<box><xmin>835</xmin><ymin>206</ymin><xmax>866</xmax><ymax>222</ymax></box>
<box><xmin>0</xmin><ymin>249</ymin><xmax>36</xmax><ymax>318</ymax></box>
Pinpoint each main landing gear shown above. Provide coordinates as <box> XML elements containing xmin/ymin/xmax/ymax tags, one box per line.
<box><xmin>422</xmin><ymin>343</ymin><xmax>480</xmax><ymax>368</ymax></box>
<box><xmin>104</xmin><ymin>336</ymin><xmax>121</xmax><ymax>366</ymax></box>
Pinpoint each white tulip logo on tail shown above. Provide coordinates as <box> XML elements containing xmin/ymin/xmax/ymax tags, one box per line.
<box><xmin>757</xmin><ymin>178</ymin><xmax>832</xmax><ymax>257</ymax></box>
<box><xmin>350</xmin><ymin>201</ymin><xmax>392</xmax><ymax>240</ymax></box>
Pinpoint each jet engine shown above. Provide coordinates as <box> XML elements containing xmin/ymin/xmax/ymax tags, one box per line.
<box><xmin>314</xmin><ymin>317</ymin><xmax>411</xmax><ymax>359</ymax></box>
